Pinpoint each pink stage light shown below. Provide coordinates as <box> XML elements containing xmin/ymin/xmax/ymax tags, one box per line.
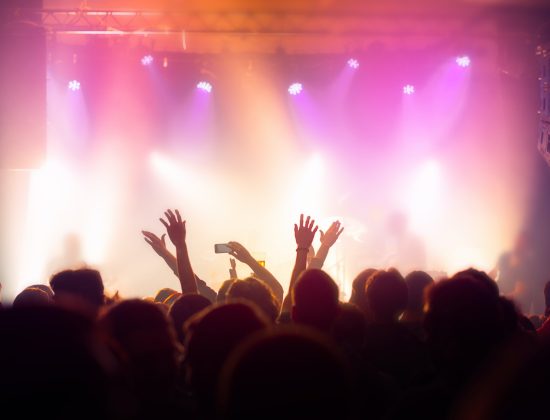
<box><xmin>141</xmin><ymin>55</ymin><xmax>154</xmax><ymax>66</ymax></box>
<box><xmin>456</xmin><ymin>56</ymin><xmax>471</xmax><ymax>68</ymax></box>
<box><xmin>68</xmin><ymin>80</ymin><xmax>81</xmax><ymax>91</ymax></box>
<box><xmin>196</xmin><ymin>81</ymin><xmax>212</xmax><ymax>93</ymax></box>
<box><xmin>347</xmin><ymin>58</ymin><xmax>360</xmax><ymax>69</ymax></box>
<box><xmin>288</xmin><ymin>82</ymin><xmax>303</xmax><ymax>95</ymax></box>
<box><xmin>403</xmin><ymin>84</ymin><xmax>415</xmax><ymax>95</ymax></box>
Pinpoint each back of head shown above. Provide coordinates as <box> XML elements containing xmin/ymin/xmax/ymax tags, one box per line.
<box><xmin>350</xmin><ymin>268</ymin><xmax>377</xmax><ymax>311</ymax></box>
<box><xmin>227</xmin><ymin>277</ymin><xmax>280</xmax><ymax>322</ymax></box>
<box><xmin>27</xmin><ymin>284</ymin><xmax>54</xmax><ymax>299</ymax></box>
<box><xmin>219</xmin><ymin>326</ymin><xmax>351</xmax><ymax>420</ymax></box>
<box><xmin>292</xmin><ymin>269</ymin><xmax>340</xmax><ymax>331</ymax></box>
<box><xmin>404</xmin><ymin>270</ymin><xmax>434</xmax><ymax>312</ymax></box>
<box><xmin>50</xmin><ymin>269</ymin><xmax>104</xmax><ymax>310</ymax></box>
<box><xmin>184</xmin><ymin>302</ymin><xmax>269</xmax><ymax>412</ymax></box>
<box><xmin>99</xmin><ymin>299</ymin><xmax>179</xmax><ymax>384</ymax></box>
<box><xmin>13</xmin><ymin>288</ymin><xmax>51</xmax><ymax>308</ymax></box>
<box><xmin>424</xmin><ymin>275</ymin><xmax>507</xmax><ymax>378</ymax></box>
<box><xmin>453</xmin><ymin>268</ymin><xmax>500</xmax><ymax>297</ymax></box>
<box><xmin>217</xmin><ymin>279</ymin><xmax>236</xmax><ymax>303</ymax></box>
<box><xmin>365</xmin><ymin>270</ymin><xmax>408</xmax><ymax>322</ymax></box>
<box><xmin>169</xmin><ymin>293</ymin><xmax>211</xmax><ymax>343</ymax></box>
<box><xmin>154</xmin><ymin>288</ymin><xmax>178</xmax><ymax>304</ymax></box>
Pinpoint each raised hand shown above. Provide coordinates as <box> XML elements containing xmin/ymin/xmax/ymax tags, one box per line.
<box><xmin>159</xmin><ymin>209</ymin><xmax>186</xmax><ymax>249</ymax></box>
<box><xmin>320</xmin><ymin>221</ymin><xmax>344</xmax><ymax>248</ymax></box>
<box><xmin>229</xmin><ymin>257</ymin><xmax>238</xmax><ymax>279</ymax></box>
<box><xmin>294</xmin><ymin>214</ymin><xmax>318</xmax><ymax>249</ymax></box>
<box><xmin>142</xmin><ymin>230</ymin><xmax>168</xmax><ymax>256</ymax></box>
<box><xmin>227</xmin><ymin>241</ymin><xmax>255</xmax><ymax>265</ymax></box>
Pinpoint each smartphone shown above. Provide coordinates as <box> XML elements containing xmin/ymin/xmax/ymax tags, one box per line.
<box><xmin>214</xmin><ymin>243</ymin><xmax>232</xmax><ymax>254</ymax></box>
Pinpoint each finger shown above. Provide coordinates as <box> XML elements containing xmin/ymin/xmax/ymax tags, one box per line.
<box><xmin>294</xmin><ymin>224</ymin><xmax>298</xmax><ymax>235</ymax></box>
<box><xmin>319</xmin><ymin>230</ymin><xmax>324</xmax><ymax>238</ymax></box>
<box><xmin>161</xmin><ymin>233</ymin><xmax>166</xmax><ymax>245</ymax></box>
<box><xmin>305</xmin><ymin>215</ymin><xmax>310</xmax><ymax>228</ymax></box>
<box><xmin>143</xmin><ymin>237</ymin><xmax>153</xmax><ymax>246</ymax></box>
<box><xmin>337</xmin><ymin>227</ymin><xmax>344</xmax><ymax>237</ymax></box>
<box><xmin>309</xmin><ymin>219</ymin><xmax>315</xmax><ymax>230</ymax></box>
<box><xmin>143</xmin><ymin>231</ymin><xmax>160</xmax><ymax>241</ymax></box>
<box><xmin>175</xmin><ymin>209</ymin><xmax>182</xmax><ymax>223</ymax></box>
<box><xmin>167</xmin><ymin>209</ymin><xmax>176</xmax><ymax>223</ymax></box>
<box><xmin>312</xmin><ymin>225</ymin><xmax>318</xmax><ymax>235</ymax></box>
<box><xmin>300</xmin><ymin>214</ymin><xmax>304</xmax><ymax>228</ymax></box>
<box><xmin>159</xmin><ymin>218</ymin><xmax>169</xmax><ymax>229</ymax></box>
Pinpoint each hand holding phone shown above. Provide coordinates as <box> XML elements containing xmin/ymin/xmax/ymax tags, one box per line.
<box><xmin>214</xmin><ymin>243</ymin><xmax>232</xmax><ymax>254</ymax></box>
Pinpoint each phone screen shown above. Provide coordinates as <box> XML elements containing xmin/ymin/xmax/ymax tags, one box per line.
<box><xmin>214</xmin><ymin>243</ymin><xmax>232</xmax><ymax>253</ymax></box>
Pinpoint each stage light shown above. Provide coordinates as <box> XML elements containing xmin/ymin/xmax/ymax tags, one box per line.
<box><xmin>403</xmin><ymin>84</ymin><xmax>415</xmax><ymax>95</ymax></box>
<box><xmin>288</xmin><ymin>82</ymin><xmax>303</xmax><ymax>95</ymax></box>
<box><xmin>141</xmin><ymin>55</ymin><xmax>154</xmax><ymax>66</ymax></box>
<box><xmin>163</xmin><ymin>57</ymin><xmax>168</xmax><ymax>68</ymax></box>
<box><xmin>456</xmin><ymin>56</ymin><xmax>471</xmax><ymax>68</ymax></box>
<box><xmin>197</xmin><ymin>81</ymin><xmax>212</xmax><ymax>93</ymax></box>
<box><xmin>68</xmin><ymin>80</ymin><xmax>80</xmax><ymax>91</ymax></box>
<box><xmin>347</xmin><ymin>58</ymin><xmax>359</xmax><ymax>69</ymax></box>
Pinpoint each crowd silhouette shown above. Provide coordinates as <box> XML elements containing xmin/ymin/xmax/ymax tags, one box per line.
<box><xmin>2</xmin><ymin>209</ymin><xmax>550</xmax><ymax>419</ymax></box>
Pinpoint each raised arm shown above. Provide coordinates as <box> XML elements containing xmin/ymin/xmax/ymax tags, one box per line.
<box><xmin>308</xmin><ymin>220</ymin><xmax>344</xmax><ymax>270</ymax></box>
<box><xmin>227</xmin><ymin>241</ymin><xmax>284</xmax><ymax>303</ymax></box>
<box><xmin>281</xmin><ymin>214</ymin><xmax>318</xmax><ymax>314</ymax></box>
<box><xmin>229</xmin><ymin>258</ymin><xmax>238</xmax><ymax>280</ymax></box>
<box><xmin>159</xmin><ymin>209</ymin><xmax>198</xmax><ymax>295</ymax></box>
<box><xmin>142</xmin><ymin>230</ymin><xmax>178</xmax><ymax>276</ymax></box>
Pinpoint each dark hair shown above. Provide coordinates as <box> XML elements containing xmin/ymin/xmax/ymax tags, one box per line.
<box><xmin>217</xmin><ymin>279</ymin><xmax>236</xmax><ymax>303</ymax></box>
<box><xmin>219</xmin><ymin>326</ymin><xmax>351</xmax><ymax>419</ymax></box>
<box><xmin>154</xmin><ymin>288</ymin><xmax>178</xmax><ymax>304</ymax></box>
<box><xmin>404</xmin><ymin>270</ymin><xmax>434</xmax><ymax>312</ymax></box>
<box><xmin>13</xmin><ymin>288</ymin><xmax>51</xmax><ymax>308</ymax></box>
<box><xmin>49</xmin><ymin>269</ymin><xmax>104</xmax><ymax>308</ymax></box>
<box><xmin>365</xmin><ymin>270</ymin><xmax>408</xmax><ymax>322</ymax></box>
<box><xmin>227</xmin><ymin>277</ymin><xmax>280</xmax><ymax>321</ymax></box>
<box><xmin>184</xmin><ymin>302</ymin><xmax>269</xmax><ymax>416</ymax></box>
<box><xmin>292</xmin><ymin>269</ymin><xmax>340</xmax><ymax>331</ymax></box>
<box><xmin>169</xmin><ymin>293</ymin><xmax>211</xmax><ymax>343</ymax></box>
<box><xmin>349</xmin><ymin>268</ymin><xmax>377</xmax><ymax>311</ymax></box>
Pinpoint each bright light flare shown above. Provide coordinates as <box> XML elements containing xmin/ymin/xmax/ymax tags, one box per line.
<box><xmin>403</xmin><ymin>84</ymin><xmax>415</xmax><ymax>95</ymax></box>
<box><xmin>141</xmin><ymin>55</ymin><xmax>154</xmax><ymax>66</ymax></box>
<box><xmin>456</xmin><ymin>56</ymin><xmax>471</xmax><ymax>68</ymax></box>
<box><xmin>347</xmin><ymin>58</ymin><xmax>360</xmax><ymax>69</ymax></box>
<box><xmin>197</xmin><ymin>81</ymin><xmax>212</xmax><ymax>93</ymax></box>
<box><xmin>288</xmin><ymin>83</ymin><xmax>303</xmax><ymax>96</ymax></box>
<box><xmin>68</xmin><ymin>80</ymin><xmax>81</xmax><ymax>91</ymax></box>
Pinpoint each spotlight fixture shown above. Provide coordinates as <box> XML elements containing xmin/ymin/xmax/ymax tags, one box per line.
<box><xmin>68</xmin><ymin>80</ymin><xmax>81</xmax><ymax>91</ymax></box>
<box><xmin>347</xmin><ymin>58</ymin><xmax>360</xmax><ymax>69</ymax></box>
<box><xmin>288</xmin><ymin>82</ymin><xmax>303</xmax><ymax>95</ymax></box>
<box><xmin>403</xmin><ymin>84</ymin><xmax>415</xmax><ymax>95</ymax></box>
<box><xmin>196</xmin><ymin>81</ymin><xmax>212</xmax><ymax>93</ymax></box>
<box><xmin>141</xmin><ymin>55</ymin><xmax>154</xmax><ymax>66</ymax></box>
<box><xmin>456</xmin><ymin>56</ymin><xmax>471</xmax><ymax>68</ymax></box>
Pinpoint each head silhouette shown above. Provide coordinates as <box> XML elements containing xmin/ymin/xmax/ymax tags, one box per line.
<box><xmin>219</xmin><ymin>326</ymin><xmax>351</xmax><ymax>419</ymax></box>
<box><xmin>169</xmin><ymin>293</ymin><xmax>211</xmax><ymax>343</ymax></box>
<box><xmin>227</xmin><ymin>277</ymin><xmax>280</xmax><ymax>322</ymax></box>
<box><xmin>184</xmin><ymin>302</ymin><xmax>269</xmax><ymax>416</ymax></box>
<box><xmin>349</xmin><ymin>268</ymin><xmax>377</xmax><ymax>312</ymax></box>
<box><xmin>292</xmin><ymin>269</ymin><xmax>340</xmax><ymax>331</ymax></box>
<box><xmin>50</xmin><ymin>269</ymin><xmax>104</xmax><ymax>312</ymax></box>
<box><xmin>365</xmin><ymin>270</ymin><xmax>408</xmax><ymax>322</ymax></box>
